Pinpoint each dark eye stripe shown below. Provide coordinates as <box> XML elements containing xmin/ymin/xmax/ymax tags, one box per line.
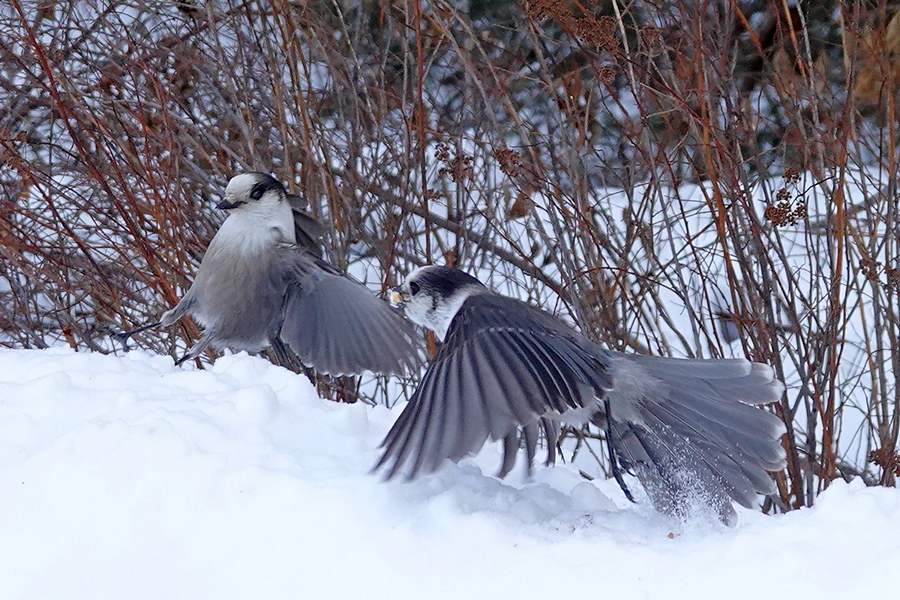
<box><xmin>247</xmin><ymin>174</ymin><xmax>286</xmax><ymax>201</ymax></box>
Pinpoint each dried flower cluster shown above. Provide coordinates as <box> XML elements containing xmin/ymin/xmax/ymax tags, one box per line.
<box><xmin>764</xmin><ymin>193</ymin><xmax>807</xmax><ymax>227</ymax></box>
<box><xmin>436</xmin><ymin>143</ymin><xmax>473</xmax><ymax>184</ymax></box>
<box><xmin>524</xmin><ymin>0</ymin><xmax>617</xmax><ymax>52</ymax></box>
<box><xmin>496</xmin><ymin>148</ymin><xmax>524</xmax><ymax>178</ymax></box>
<box><xmin>870</xmin><ymin>447</ymin><xmax>900</xmax><ymax>477</ymax></box>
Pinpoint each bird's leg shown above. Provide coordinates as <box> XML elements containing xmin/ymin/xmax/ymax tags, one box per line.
<box><xmin>541</xmin><ymin>418</ymin><xmax>559</xmax><ymax>466</ymax></box>
<box><xmin>111</xmin><ymin>321</ymin><xmax>162</xmax><ymax>351</ymax></box>
<box><xmin>497</xmin><ymin>431</ymin><xmax>519</xmax><ymax>478</ymax></box>
<box><xmin>113</xmin><ymin>297</ymin><xmax>195</xmax><ymax>351</ymax></box>
<box><xmin>604</xmin><ymin>397</ymin><xmax>636</xmax><ymax>504</ymax></box>
<box><xmin>174</xmin><ymin>333</ymin><xmax>212</xmax><ymax>366</ymax></box>
<box><xmin>266</xmin><ymin>338</ymin><xmax>318</xmax><ymax>386</ymax></box>
<box><xmin>523</xmin><ymin>422</ymin><xmax>539</xmax><ymax>478</ymax></box>
<box><xmin>267</xmin><ymin>337</ymin><xmax>310</xmax><ymax>376</ymax></box>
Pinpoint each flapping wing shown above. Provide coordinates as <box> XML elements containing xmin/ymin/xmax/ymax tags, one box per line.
<box><xmin>375</xmin><ymin>293</ymin><xmax>612</xmax><ymax>480</ymax></box>
<box><xmin>277</xmin><ymin>250</ymin><xmax>422</xmax><ymax>376</ymax></box>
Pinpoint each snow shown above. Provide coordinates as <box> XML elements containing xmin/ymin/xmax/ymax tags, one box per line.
<box><xmin>0</xmin><ymin>347</ymin><xmax>896</xmax><ymax>599</ymax></box>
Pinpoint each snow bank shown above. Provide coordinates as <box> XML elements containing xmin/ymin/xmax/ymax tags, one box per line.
<box><xmin>0</xmin><ymin>348</ymin><xmax>895</xmax><ymax>599</ymax></box>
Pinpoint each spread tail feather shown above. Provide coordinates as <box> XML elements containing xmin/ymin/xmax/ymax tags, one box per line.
<box><xmin>605</xmin><ymin>353</ymin><xmax>786</xmax><ymax>524</ymax></box>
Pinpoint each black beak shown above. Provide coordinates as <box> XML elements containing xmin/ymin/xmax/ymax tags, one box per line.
<box><xmin>216</xmin><ymin>199</ymin><xmax>244</xmax><ymax>210</ymax></box>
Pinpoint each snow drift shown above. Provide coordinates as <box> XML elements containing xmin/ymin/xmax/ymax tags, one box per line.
<box><xmin>0</xmin><ymin>348</ymin><xmax>896</xmax><ymax>599</ymax></box>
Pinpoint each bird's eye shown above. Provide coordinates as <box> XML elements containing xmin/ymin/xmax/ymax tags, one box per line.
<box><xmin>250</xmin><ymin>187</ymin><xmax>264</xmax><ymax>200</ymax></box>
<box><xmin>409</xmin><ymin>281</ymin><xmax>420</xmax><ymax>296</ymax></box>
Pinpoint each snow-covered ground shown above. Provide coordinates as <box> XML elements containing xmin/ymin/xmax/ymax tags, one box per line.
<box><xmin>0</xmin><ymin>347</ymin><xmax>896</xmax><ymax>599</ymax></box>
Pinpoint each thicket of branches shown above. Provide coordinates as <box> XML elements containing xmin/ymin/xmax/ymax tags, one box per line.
<box><xmin>3</xmin><ymin>0</ymin><xmax>900</xmax><ymax>513</ymax></box>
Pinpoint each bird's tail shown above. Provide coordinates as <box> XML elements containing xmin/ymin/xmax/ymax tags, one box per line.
<box><xmin>604</xmin><ymin>353</ymin><xmax>786</xmax><ymax>524</ymax></box>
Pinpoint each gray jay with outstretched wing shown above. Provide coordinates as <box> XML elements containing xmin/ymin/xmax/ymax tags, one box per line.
<box><xmin>376</xmin><ymin>265</ymin><xmax>786</xmax><ymax>523</ymax></box>
<box><xmin>140</xmin><ymin>172</ymin><xmax>421</xmax><ymax>376</ymax></box>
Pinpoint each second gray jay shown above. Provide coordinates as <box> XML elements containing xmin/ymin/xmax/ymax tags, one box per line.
<box><xmin>376</xmin><ymin>265</ymin><xmax>787</xmax><ymax>523</ymax></box>
<box><xmin>150</xmin><ymin>172</ymin><xmax>421</xmax><ymax>376</ymax></box>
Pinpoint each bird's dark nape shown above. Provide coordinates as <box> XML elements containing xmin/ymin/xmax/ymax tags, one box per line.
<box><xmin>412</xmin><ymin>265</ymin><xmax>485</xmax><ymax>297</ymax></box>
<box><xmin>247</xmin><ymin>172</ymin><xmax>285</xmax><ymax>197</ymax></box>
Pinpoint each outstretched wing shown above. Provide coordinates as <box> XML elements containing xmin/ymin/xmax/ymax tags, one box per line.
<box><xmin>277</xmin><ymin>249</ymin><xmax>422</xmax><ymax>376</ymax></box>
<box><xmin>375</xmin><ymin>293</ymin><xmax>612</xmax><ymax>480</ymax></box>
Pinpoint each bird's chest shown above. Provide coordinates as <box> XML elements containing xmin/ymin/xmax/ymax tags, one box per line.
<box><xmin>188</xmin><ymin>236</ymin><xmax>281</xmax><ymax>329</ymax></box>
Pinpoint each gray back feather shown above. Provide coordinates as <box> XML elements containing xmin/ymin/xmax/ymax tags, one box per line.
<box><xmin>286</xmin><ymin>194</ymin><xmax>326</xmax><ymax>258</ymax></box>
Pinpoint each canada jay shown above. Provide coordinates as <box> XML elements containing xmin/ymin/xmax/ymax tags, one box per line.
<box><xmin>119</xmin><ymin>172</ymin><xmax>421</xmax><ymax>376</ymax></box>
<box><xmin>376</xmin><ymin>265</ymin><xmax>787</xmax><ymax>523</ymax></box>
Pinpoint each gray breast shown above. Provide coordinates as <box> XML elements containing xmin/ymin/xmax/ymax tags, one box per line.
<box><xmin>187</xmin><ymin>243</ymin><xmax>285</xmax><ymax>352</ymax></box>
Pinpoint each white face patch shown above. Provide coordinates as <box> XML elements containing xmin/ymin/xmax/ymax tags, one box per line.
<box><xmin>402</xmin><ymin>287</ymin><xmax>476</xmax><ymax>342</ymax></box>
<box><xmin>219</xmin><ymin>174</ymin><xmax>295</xmax><ymax>245</ymax></box>
<box><xmin>400</xmin><ymin>268</ymin><xmax>485</xmax><ymax>342</ymax></box>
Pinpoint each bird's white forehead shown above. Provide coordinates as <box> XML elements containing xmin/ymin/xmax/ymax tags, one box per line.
<box><xmin>224</xmin><ymin>173</ymin><xmax>260</xmax><ymax>198</ymax></box>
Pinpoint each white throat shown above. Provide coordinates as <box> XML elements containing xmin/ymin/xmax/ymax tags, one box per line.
<box><xmin>215</xmin><ymin>196</ymin><xmax>296</xmax><ymax>253</ymax></box>
<box><xmin>407</xmin><ymin>286</ymin><xmax>483</xmax><ymax>342</ymax></box>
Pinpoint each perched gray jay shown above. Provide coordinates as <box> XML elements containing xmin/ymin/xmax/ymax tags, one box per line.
<box><xmin>376</xmin><ymin>265</ymin><xmax>787</xmax><ymax>523</ymax></box>
<box><xmin>120</xmin><ymin>172</ymin><xmax>421</xmax><ymax>376</ymax></box>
